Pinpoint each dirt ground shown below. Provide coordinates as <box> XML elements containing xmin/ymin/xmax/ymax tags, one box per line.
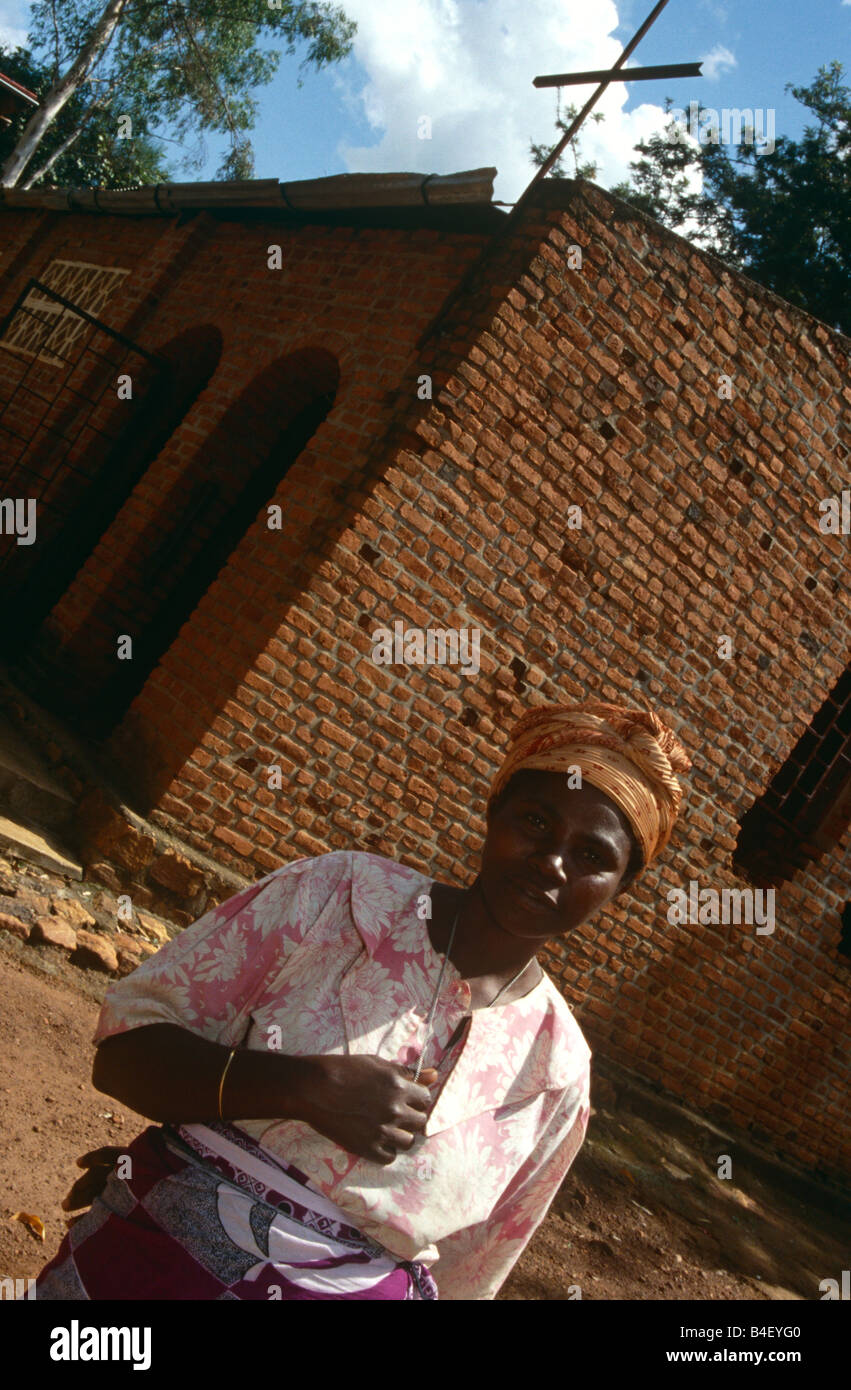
<box><xmin>1</xmin><ymin>863</ymin><xmax>848</xmax><ymax>1301</ymax></box>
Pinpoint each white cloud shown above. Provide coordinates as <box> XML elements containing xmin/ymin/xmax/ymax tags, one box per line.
<box><xmin>700</xmin><ymin>44</ymin><xmax>737</xmax><ymax>81</ymax></box>
<box><xmin>332</xmin><ymin>0</ymin><xmax>683</xmax><ymax>203</ymax></box>
<box><xmin>0</xmin><ymin>0</ymin><xmax>29</xmax><ymax>52</ymax></box>
<box><xmin>0</xmin><ymin>24</ymin><xmax>28</xmax><ymax>51</ymax></box>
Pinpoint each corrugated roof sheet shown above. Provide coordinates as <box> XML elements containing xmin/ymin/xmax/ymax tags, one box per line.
<box><xmin>0</xmin><ymin>167</ymin><xmax>497</xmax><ymax>216</ymax></box>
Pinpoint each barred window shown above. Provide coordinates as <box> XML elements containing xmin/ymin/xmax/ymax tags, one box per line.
<box><xmin>0</xmin><ymin>259</ymin><xmax>129</xmax><ymax>366</ymax></box>
<box><xmin>733</xmin><ymin>663</ymin><xmax>851</xmax><ymax>887</ymax></box>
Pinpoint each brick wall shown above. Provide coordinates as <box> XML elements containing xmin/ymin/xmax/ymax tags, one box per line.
<box><xmin>0</xmin><ymin>211</ymin><xmax>217</xmax><ymax>600</ymax></box>
<box><xmin>1</xmin><ymin>181</ymin><xmax>849</xmax><ymax>1181</ymax></box>
<box><xmin>0</xmin><ymin>207</ymin><xmax>488</xmax><ymax>723</ymax></box>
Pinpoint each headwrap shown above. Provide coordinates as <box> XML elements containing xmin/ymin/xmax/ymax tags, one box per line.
<box><xmin>488</xmin><ymin>700</ymin><xmax>692</xmax><ymax>866</ymax></box>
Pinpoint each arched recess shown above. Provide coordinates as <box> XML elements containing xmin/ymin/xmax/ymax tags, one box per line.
<box><xmin>64</xmin><ymin>347</ymin><xmax>341</xmax><ymax>736</ymax></box>
<box><xmin>2</xmin><ymin>324</ymin><xmax>223</xmax><ymax>660</ymax></box>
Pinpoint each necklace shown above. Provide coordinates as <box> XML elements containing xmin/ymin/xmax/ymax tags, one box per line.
<box><xmin>412</xmin><ymin>912</ymin><xmax>535</xmax><ymax>1082</ymax></box>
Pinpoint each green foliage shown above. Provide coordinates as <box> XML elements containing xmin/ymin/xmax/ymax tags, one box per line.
<box><xmin>612</xmin><ymin>65</ymin><xmax>851</xmax><ymax>334</ymax></box>
<box><xmin>13</xmin><ymin>0</ymin><xmax>356</xmax><ymax>185</ymax></box>
<box><xmin>0</xmin><ymin>42</ymin><xmax>170</xmax><ymax>186</ymax></box>
<box><xmin>530</xmin><ymin>100</ymin><xmax>605</xmax><ymax>182</ymax></box>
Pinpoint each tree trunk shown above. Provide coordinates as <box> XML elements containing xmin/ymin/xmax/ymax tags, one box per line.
<box><xmin>22</xmin><ymin>123</ymin><xmax>87</xmax><ymax>189</ymax></box>
<box><xmin>0</xmin><ymin>0</ymin><xmax>131</xmax><ymax>187</ymax></box>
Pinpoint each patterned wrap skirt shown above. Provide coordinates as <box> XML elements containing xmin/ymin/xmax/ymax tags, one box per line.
<box><xmin>35</xmin><ymin>1121</ymin><xmax>438</xmax><ymax>1300</ymax></box>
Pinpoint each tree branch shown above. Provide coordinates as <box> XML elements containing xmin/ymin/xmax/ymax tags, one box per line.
<box><xmin>22</xmin><ymin>94</ymin><xmax>113</xmax><ymax>188</ymax></box>
<box><xmin>23</xmin><ymin>122</ymin><xmax>88</xmax><ymax>188</ymax></box>
<box><xmin>49</xmin><ymin>0</ymin><xmax>61</xmax><ymax>80</ymax></box>
<box><xmin>1</xmin><ymin>0</ymin><xmax>131</xmax><ymax>187</ymax></box>
<box><xmin>171</xmin><ymin>0</ymin><xmax>242</xmax><ymax>146</ymax></box>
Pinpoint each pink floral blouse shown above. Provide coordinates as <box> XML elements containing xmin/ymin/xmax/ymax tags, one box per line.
<box><xmin>94</xmin><ymin>850</ymin><xmax>591</xmax><ymax>1299</ymax></box>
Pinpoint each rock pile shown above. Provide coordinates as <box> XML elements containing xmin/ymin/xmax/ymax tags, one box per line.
<box><xmin>0</xmin><ymin>855</ymin><xmax>169</xmax><ymax>977</ymax></box>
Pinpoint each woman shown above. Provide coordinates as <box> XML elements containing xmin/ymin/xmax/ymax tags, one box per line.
<box><xmin>35</xmin><ymin>700</ymin><xmax>690</xmax><ymax>1300</ymax></box>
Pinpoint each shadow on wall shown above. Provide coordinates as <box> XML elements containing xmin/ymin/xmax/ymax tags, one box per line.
<box><xmin>2</xmin><ymin>323</ymin><xmax>223</xmax><ymax>680</ymax></box>
<box><xmin>103</xmin><ymin>345</ymin><xmax>342</xmax><ymax>810</ymax></box>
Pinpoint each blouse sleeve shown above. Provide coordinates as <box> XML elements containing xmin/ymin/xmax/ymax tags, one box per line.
<box><xmin>428</xmin><ymin>1071</ymin><xmax>591</xmax><ymax>1301</ymax></box>
<box><xmin>92</xmin><ymin>852</ymin><xmax>349</xmax><ymax>1048</ymax></box>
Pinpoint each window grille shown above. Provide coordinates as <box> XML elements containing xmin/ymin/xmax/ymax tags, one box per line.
<box><xmin>0</xmin><ymin>259</ymin><xmax>129</xmax><ymax>366</ymax></box>
<box><xmin>733</xmin><ymin>663</ymin><xmax>851</xmax><ymax>886</ymax></box>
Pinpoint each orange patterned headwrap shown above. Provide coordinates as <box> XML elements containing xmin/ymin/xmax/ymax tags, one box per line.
<box><xmin>488</xmin><ymin>701</ymin><xmax>692</xmax><ymax>866</ymax></box>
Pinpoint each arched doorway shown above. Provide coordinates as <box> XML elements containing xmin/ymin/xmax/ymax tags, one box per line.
<box><xmin>47</xmin><ymin>347</ymin><xmax>340</xmax><ymax>738</ymax></box>
<box><xmin>1</xmin><ymin>324</ymin><xmax>223</xmax><ymax>660</ymax></box>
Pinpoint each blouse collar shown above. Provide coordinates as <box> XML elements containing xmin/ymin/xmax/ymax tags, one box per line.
<box><xmin>346</xmin><ymin>852</ymin><xmax>590</xmax><ymax>1132</ymax></box>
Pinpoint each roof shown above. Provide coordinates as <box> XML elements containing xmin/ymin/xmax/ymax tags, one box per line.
<box><xmin>0</xmin><ymin>168</ymin><xmax>501</xmax><ymax>228</ymax></box>
<box><xmin>0</xmin><ymin>71</ymin><xmax>39</xmax><ymax>105</ymax></box>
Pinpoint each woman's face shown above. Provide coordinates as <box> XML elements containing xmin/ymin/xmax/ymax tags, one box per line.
<box><xmin>478</xmin><ymin>769</ymin><xmax>636</xmax><ymax>943</ymax></box>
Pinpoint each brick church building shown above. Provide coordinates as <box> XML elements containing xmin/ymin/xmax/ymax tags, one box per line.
<box><xmin>0</xmin><ymin>167</ymin><xmax>848</xmax><ymax>1182</ymax></box>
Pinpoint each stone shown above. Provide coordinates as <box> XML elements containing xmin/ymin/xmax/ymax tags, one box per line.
<box><xmin>116</xmin><ymin>947</ymin><xmax>142</xmax><ymax>977</ymax></box>
<box><xmin>30</xmin><ymin>916</ymin><xmax>77</xmax><ymax>951</ymax></box>
<box><xmin>126</xmin><ymin>883</ymin><xmax>154</xmax><ymax>909</ymax></box>
<box><xmin>72</xmin><ymin>929</ymin><xmax>119</xmax><ymax>974</ymax></box>
<box><xmin>149</xmin><ymin>850</ymin><xmax>204</xmax><ymax>897</ymax></box>
<box><xmin>51</xmin><ymin>897</ymin><xmax>97</xmax><ymax>931</ymax></box>
<box><xmin>113</xmin><ymin>933</ymin><xmax>149</xmax><ymax>975</ymax></box>
<box><xmin>0</xmin><ymin>911</ymin><xmax>30</xmax><ymax>941</ymax></box>
<box><xmin>63</xmin><ymin>772</ymin><xmax>85</xmax><ymax>800</ymax></box>
<box><xmin>0</xmin><ymin>868</ymin><xmax>17</xmax><ymax>895</ymax></box>
<box><xmin>86</xmin><ymin>862</ymin><xmax>124</xmax><ymax>893</ymax></box>
<box><xmin>207</xmin><ymin>871</ymin><xmax>238</xmax><ymax>904</ymax></box>
<box><xmin>111</xmin><ymin>829</ymin><xmax>157</xmax><ymax>875</ymax></box>
<box><xmin>113</xmin><ymin>931</ymin><xmax>143</xmax><ymax>956</ymax></box>
<box><xmin>136</xmin><ymin>911</ymin><xmax>170</xmax><ymax>944</ymax></box>
<box><xmin>77</xmin><ymin>790</ymin><xmax>157</xmax><ymax>873</ymax></box>
<box><xmin>16</xmin><ymin>890</ymin><xmax>52</xmax><ymax>917</ymax></box>
<box><xmin>91</xmin><ymin>890</ymin><xmax>120</xmax><ymax>920</ymax></box>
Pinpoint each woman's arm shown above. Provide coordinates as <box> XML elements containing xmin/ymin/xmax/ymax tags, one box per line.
<box><xmin>89</xmin><ymin>856</ymin><xmax>435</xmax><ymax>1161</ymax></box>
<box><xmin>92</xmin><ymin>1023</ymin><xmax>438</xmax><ymax>1165</ymax></box>
<box><xmin>92</xmin><ymin>1023</ymin><xmax>316</xmax><ymax>1123</ymax></box>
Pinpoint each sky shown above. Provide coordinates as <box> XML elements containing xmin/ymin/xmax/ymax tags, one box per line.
<box><xmin>0</xmin><ymin>0</ymin><xmax>849</xmax><ymax>200</ymax></box>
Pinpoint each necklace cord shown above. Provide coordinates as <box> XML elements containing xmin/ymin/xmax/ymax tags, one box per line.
<box><xmin>412</xmin><ymin>912</ymin><xmax>458</xmax><ymax>1083</ymax></box>
<box><xmin>412</xmin><ymin>908</ymin><xmax>534</xmax><ymax>1081</ymax></box>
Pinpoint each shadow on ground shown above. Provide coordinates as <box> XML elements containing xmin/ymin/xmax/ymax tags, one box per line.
<box><xmin>501</xmin><ymin>1092</ymin><xmax>849</xmax><ymax>1300</ymax></box>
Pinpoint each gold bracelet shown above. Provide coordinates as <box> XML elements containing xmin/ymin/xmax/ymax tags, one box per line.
<box><xmin>217</xmin><ymin>1047</ymin><xmax>238</xmax><ymax>1121</ymax></box>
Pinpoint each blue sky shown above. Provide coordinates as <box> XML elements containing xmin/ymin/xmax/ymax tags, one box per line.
<box><xmin>0</xmin><ymin>0</ymin><xmax>849</xmax><ymax>199</ymax></box>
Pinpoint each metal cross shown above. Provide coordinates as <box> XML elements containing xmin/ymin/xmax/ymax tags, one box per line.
<box><xmin>417</xmin><ymin>0</ymin><xmax>701</xmax><ymax>347</ymax></box>
<box><xmin>522</xmin><ymin>0</ymin><xmax>701</xmax><ymax>204</ymax></box>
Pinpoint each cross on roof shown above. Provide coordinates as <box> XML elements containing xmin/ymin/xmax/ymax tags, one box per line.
<box><xmin>417</xmin><ymin>0</ymin><xmax>703</xmax><ymax>347</ymax></box>
<box><xmin>524</xmin><ymin>0</ymin><xmax>702</xmax><ymax>197</ymax></box>
<box><xmin>534</xmin><ymin>62</ymin><xmax>702</xmax><ymax>90</ymax></box>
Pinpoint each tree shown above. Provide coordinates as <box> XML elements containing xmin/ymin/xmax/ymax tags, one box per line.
<box><xmin>610</xmin><ymin>64</ymin><xmax>851</xmax><ymax>334</ymax></box>
<box><xmin>529</xmin><ymin>95</ymin><xmax>605</xmax><ymax>183</ymax></box>
<box><xmin>1</xmin><ymin>0</ymin><xmax>357</xmax><ymax>189</ymax></box>
<box><xmin>0</xmin><ymin>43</ymin><xmax>169</xmax><ymax>188</ymax></box>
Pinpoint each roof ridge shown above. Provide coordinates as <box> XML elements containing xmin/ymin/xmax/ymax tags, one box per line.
<box><xmin>0</xmin><ymin>168</ymin><xmax>498</xmax><ymax>217</ymax></box>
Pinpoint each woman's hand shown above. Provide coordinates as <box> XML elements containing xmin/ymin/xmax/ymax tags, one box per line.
<box><xmin>90</xmin><ymin>1025</ymin><xmax>438</xmax><ymax>1165</ymax></box>
<box><xmin>297</xmin><ymin>1056</ymin><xmax>439</xmax><ymax>1166</ymax></box>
